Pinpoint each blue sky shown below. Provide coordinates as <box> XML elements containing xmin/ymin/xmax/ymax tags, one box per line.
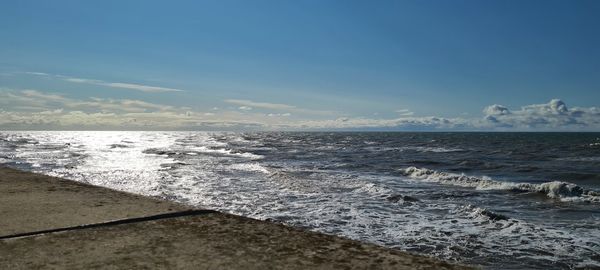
<box><xmin>1</xmin><ymin>0</ymin><xmax>599</xmax><ymax>130</ymax></box>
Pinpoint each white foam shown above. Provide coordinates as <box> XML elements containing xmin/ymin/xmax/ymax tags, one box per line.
<box><xmin>192</xmin><ymin>146</ymin><xmax>264</xmax><ymax>160</ymax></box>
<box><xmin>2</xmin><ymin>131</ymin><xmax>598</xmax><ymax>269</ymax></box>
<box><xmin>144</xmin><ymin>146</ymin><xmax>264</xmax><ymax>160</ymax></box>
<box><xmin>404</xmin><ymin>146</ymin><xmax>464</xmax><ymax>153</ymax></box>
<box><xmin>459</xmin><ymin>205</ymin><xmax>510</xmax><ymax>221</ymax></box>
<box><xmin>401</xmin><ymin>167</ymin><xmax>599</xmax><ymax>202</ymax></box>
<box><xmin>228</xmin><ymin>163</ymin><xmax>270</xmax><ymax>174</ymax></box>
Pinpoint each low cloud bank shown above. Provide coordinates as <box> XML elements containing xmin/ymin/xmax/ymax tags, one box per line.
<box><xmin>482</xmin><ymin>99</ymin><xmax>600</xmax><ymax>130</ymax></box>
<box><xmin>0</xmin><ymin>89</ymin><xmax>598</xmax><ymax>131</ymax></box>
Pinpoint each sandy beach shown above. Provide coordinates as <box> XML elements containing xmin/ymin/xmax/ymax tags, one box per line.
<box><xmin>0</xmin><ymin>166</ymin><xmax>470</xmax><ymax>269</ymax></box>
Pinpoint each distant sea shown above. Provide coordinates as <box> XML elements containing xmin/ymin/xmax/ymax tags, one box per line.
<box><xmin>1</xmin><ymin>131</ymin><xmax>599</xmax><ymax>269</ymax></box>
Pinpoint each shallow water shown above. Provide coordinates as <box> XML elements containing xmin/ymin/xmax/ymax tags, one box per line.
<box><xmin>1</xmin><ymin>131</ymin><xmax>599</xmax><ymax>269</ymax></box>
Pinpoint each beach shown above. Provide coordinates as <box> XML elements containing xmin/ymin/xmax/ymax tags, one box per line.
<box><xmin>1</xmin><ymin>131</ymin><xmax>599</xmax><ymax>269</ymax></box>
<box><xmin>0</xmin><ymin>166</ymin><xmax>469</xmax><ymax>269</ymax></box>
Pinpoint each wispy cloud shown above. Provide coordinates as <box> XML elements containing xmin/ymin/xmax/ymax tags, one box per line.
<box><xmin>224</xmin><ymin>98</ymin><xmax>335</xmax><ymax>116</ymax></box>
<box><xmin>225</xmin><ymin>99</ymin><xmax>296</xmax><ymax>110</ymax></box>
<box><xmin>395</xmin><ymin>109</ymin><xmax>414</xmax><ymax>116</ymax></box>
<box><xmin>1</xmin><ymin>89</ymin><xmax>176</xmax><ymax>113</ymax></box>
<box><xmin>100</xmin><ymin>82</ymin><xmax>183</xmax><ymax>93</ymax></box>
<box><xmin>0</xmin><ymin>88</ymin><xmax>289</xmax><ymax>130</ymax></box>
<box><xmin>26</xmin><ymin>72</ymin><xmax>184</xmax><ymax>93</ymax></box>
<box><xmin>24</xmin><ymin>72</ymin><xmax>51</xmax><ymax>76</ymax></box>
<box><xmin>65</xmin><ymin>77</ymin><xmax>184</xmax><ymax>93</ymax></box>
<box><xmin>267</xmin><ymin>113</ymin><xmax>291</xmax><ymax>117</ymax></box>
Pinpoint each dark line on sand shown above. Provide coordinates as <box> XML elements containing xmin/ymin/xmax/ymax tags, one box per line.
<box><xmin>0</xmin><ymin>209</ymin><xmax>217</xmax><ymax>240</ymax></box>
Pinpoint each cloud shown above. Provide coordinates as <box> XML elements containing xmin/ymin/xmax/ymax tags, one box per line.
<box><xmin>395</xmin><ymin>109</ymin><xmax>414</xmax><ymax>116</ymax></box>
<box><xmin>225</xmin><ymin>99</ymin><xmax>296</xmax><ymax>110</ymax></box>
<box><xmin>24</xmin><ymin>72</ymin><xmax>50</xmax><ymax>76</ymax></box>
<box><xmin>1</xmin><ymin>89</ymin><xmax>599</xmax><ymax>131</ymax></box>
<box><xmin>0</xmin><ymin>89</ymin><xmax>175</xmax><ymax>114</ymax></box>
<box><xmin>26</xmin><ymin>72</ymin><xmax>184</xmax><ymax>93</ymax></box>
<box><xmin>64</xmin><ymin>78</ymin><xmax>100</xmax><ymax>84</ymax></box>
<box><xmin>101</xmin><ymin>82</ymin><xmax>183</xmax><ymax>93</ymax></box>
<box><xmin>481</xmin><ymin>99</ymin><xmax>600</xmax><ymax>130</ymax></box>
<box><xmin>267</xmin><ymin>113</ymin><xmax>291</xmax><ymax>117</ymax></box>
<box><xmin>522</xmin><ymin>99</ymin><xmax>569</xmax><ymax>114</ymax></box>
<box><xmin>285</xmin><ymin>116</ymin><xmax>467</xmax><ymax>130</ymax></box>
<box><xmin>0</xmin><ymin>88</ymin><xmax>287</xmax><ymax>130</ymax></box>
<box><xmin>224</xmin><ymin>98</ymin><xmax>335</xmax><ymax>116</ymax></box>
<box><xmin>483</xmin><ymin>104</ymin><xmax>510</xmax><ymax>116</ymax></box>
<box><xmin>66</xmin><ymin>78</ymin><xmax>184</xmax><ymax>93</ymax></box>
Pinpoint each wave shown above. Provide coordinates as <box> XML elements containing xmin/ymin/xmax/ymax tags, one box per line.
<box><xmin>367</xmin><ymin>146</ymin><xmax>465</xmax><ymax>153</ymax></box>
<box><xmin>402</xmin><ymin>146</ymin><xmax>465</xmax><ymax>153</ymax></box>
<box><xmin>556</xmin><ymin>156</ymin><xmax>600</xmax><ymax>162</ymax></box>
<box><xmin>459</xmin><ymin>205</ymin><xmax>510</xmax><ymax>221</ymax></box>
<box><xmin>400</xmin><ymin>167</ymin><xmax>600</xmax><ymax>202</ymax></box>
<box><xmin>143</xmin><ymin>146</ymin><xmax>263</xmax><ymax>160</ymax></box>
<box><xmin>109</xmin><ymin>143</ymin><xmax>131</xmax><ymax>149</ymax></box>
<box><xmin>192</xmin><ymin>146</ymin><xmax>264</xmax><ymax>159</ymax></box>
<box><xmin>228</xmin><ymin>163</ymin><xmax>270</xmax><ymax>174</ymax></box>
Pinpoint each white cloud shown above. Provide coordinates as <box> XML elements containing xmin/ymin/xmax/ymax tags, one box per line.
<box><xmin>68</xmin><ymin>78</ymin><xmax>184</xmax><ymax>93</ymax></box>
<box><xmin>0</xmin><ymin>89</ymin><xmax>176</xmax><ymax>114</ymax></box>
<box><xmin>225</xmin><ymin>99</ymin><xmax>296</xmax><ymax>110</ymax></box>
<box><xmin>522</xmin><ymin>99</ymin><xmax>569</xmax><ymax>114</ymax></box>
<box><xmin>0</xmin><ymin>89</ymin><xmax>290</xmax><ymax>130</ymax></box>
<box><xmin>267</xmin><ymin>113</ymin><xmax>291</xmax><ymax>117</ymax></box>
<box><xmin>1</xmin><ymin>89</ymin><xmax>599</xmax><ymax>131</ymax></box>
<box><xmin>224</xmin><ymin>98</ymin><xmax>335</xmax><ymax>116</ymax></box>
<box><xmin>102</xmin><ymin>82</ymin><xmax>183</xmax><ymax>93</ymax></box>
<box><xmin>482</xmin><ymin>99</ymin><xmax>600</xmax><ymax>130</ymax></box>
<box><xmin>483</xmin><ymin>104</ymin><xmax>510</xmax><ymax>116</ymax></box>
<box><xmin>21</xmin><ymin>89</ymin><xmax>69</xmax><ymax>102</ymax></box>
<box><xmin>24</xmin><ymin>72</ymin><xmax>50</xmax><ymax>76</ymax></box>
<box><xmin>26</xmin><ymin>72</ymin><xmax>184</xmax><ymax>93</ymax></box>
<box><xmin>286</xmin><ymin>116</ymin><xmax>466</xmax><ymax>130</ymax></box>
<box><xmin>64</xmin><ymin>78</ymin><xmax>100</xmax><ymax>84</ymax></box>
<box><xmin>395</xmin><ymin>109</ymin><xmax>414</xmax><ymax>116</ymax></box>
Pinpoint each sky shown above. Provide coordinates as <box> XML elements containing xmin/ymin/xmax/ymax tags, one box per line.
<box><xmin>1</xmin><ymin>0</ymin><xmax>599</xmax><ymax>131</ymax></box>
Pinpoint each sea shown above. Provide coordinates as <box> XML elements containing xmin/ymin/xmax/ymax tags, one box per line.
<box><xmin>1</xmin><ymin>131</ymin><xmax>599</xmax><ymax>269</ymax></box>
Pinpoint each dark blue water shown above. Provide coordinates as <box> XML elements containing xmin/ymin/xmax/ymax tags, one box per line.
<box><xmin>248</xmin><ymin>132</ymin><xmax>600</xmax><ymax>187</ymax></box>
<box><xmin>1</xmin><ymin>131</ymin><xmax>599</xmax><ymax>269</ymax></box>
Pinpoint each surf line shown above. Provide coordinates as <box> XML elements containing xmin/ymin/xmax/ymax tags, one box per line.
<box><xmin>0</xmin><ymin>209</ymin><xmax>217</xmax><ymax>240</ymax></box>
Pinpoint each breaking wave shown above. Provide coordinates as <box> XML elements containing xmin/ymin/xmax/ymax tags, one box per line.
<box><xmin>459</xmin><ymin>205</ymin><xmax>510</xmax><ymax>221</ymax></box>
<box><xmin>401</xmin><ymin>167</ymin><xmax>600</xmax><ymax>202</ymax></box>
<box><xmin>3</xmin><ymin>131</ymin><xmax>599</xmax><ymax>269</ymax></box>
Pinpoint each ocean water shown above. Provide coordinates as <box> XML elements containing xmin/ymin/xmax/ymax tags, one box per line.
<box><xmin>1</xmin><ymin>131</ymin><xmax>599</xmax><ymax>269</ymax></box>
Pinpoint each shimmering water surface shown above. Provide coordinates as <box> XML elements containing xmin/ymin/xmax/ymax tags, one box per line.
<box><xmin>1</xmin><ymin>131</ymin><xmax>599</xmax><ymax>269</ymax></box>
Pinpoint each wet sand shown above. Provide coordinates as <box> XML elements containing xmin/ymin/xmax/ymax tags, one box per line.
<box><xmin>0</xmin><ymin>166</ymin><xmax>472</xmax><ymax>269</ymax></box>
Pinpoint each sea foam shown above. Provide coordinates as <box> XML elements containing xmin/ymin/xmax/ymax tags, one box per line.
<box><xmin>400</xmin><ymin>167</ymin><xmax>599</xmax><ymax>202</ymax></box>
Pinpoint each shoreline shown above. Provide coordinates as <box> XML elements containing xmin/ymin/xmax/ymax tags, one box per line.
<box><xmin>0</xmin><ymin>166</ymin><xmax>471</xmax><ymax>269</ymax></box>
